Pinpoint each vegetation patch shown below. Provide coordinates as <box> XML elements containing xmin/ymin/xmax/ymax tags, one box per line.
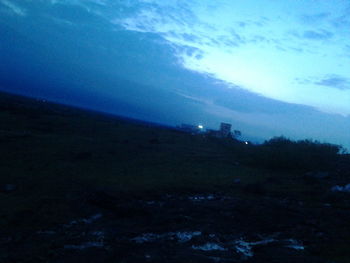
<box><xmin>1</xmin><ymin>92</ymin><xmax>350</xmax><ymax>262</ymax></box>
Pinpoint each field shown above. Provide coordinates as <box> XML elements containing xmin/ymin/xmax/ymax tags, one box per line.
<box><xmin>1</xmin><ymin>91</ymin><xmax>350</xmax><ymax>263</ymax></box>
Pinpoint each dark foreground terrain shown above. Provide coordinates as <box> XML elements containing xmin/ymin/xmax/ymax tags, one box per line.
<box><xmin>1</xmin><ymin>92</ymin><xmax>350</xmax><ymax>263</ymax></box>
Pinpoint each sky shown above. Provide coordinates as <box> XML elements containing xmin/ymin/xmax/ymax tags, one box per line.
<box><xmin>0</xmin><ymin>0</ymin><xmax>349</xmax><ymax>150</ymax></box>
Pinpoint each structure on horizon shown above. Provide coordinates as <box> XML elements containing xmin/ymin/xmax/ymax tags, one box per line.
<box><xmin>206</xmin><ymin>122</ymin><xmax>236</xmax><ymax>138</ymax></box>
<box><xmin>178</xmin><ymin>122</ymin><xmax>241</xmax><ymax>139</ymax></box>
<box><xmin>178</xmin><ymin>123</ymin><xmax>204</xmax><ymax>134</ymax></box>
<box><xmin>220</xmin><ymin>122</ymin><xmax>232</xmax><ymax>138</ymax></box>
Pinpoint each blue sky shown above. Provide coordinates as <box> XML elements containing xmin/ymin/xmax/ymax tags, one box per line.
<box><xmin>0</xmin><ymin>0</ymin><xmax>349</xmax><ymax>149</ymax></box>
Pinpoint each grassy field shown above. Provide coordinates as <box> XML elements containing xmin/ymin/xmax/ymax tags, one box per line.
<box><xmin>1</xmin><ymin>91</ymin><xmax>350</xmax><ymax>262</ymax></box>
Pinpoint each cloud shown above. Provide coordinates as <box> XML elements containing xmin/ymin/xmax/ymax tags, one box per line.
<box><xmin>4</xmin><ymin>0</ymin><xmax>348</xmax><ymax>117</ymax></box>
<box><xmin>48</xmin><ymin>0</ymin><xmax>106</xmax><ymax>6</ymax></box>
<box><xmin>44</xmin><ymin>2</ymin><xmax>107</xmax><ymax>26</ymax></box>
<box><xmin>300</xmin><ymin>12</ymin><xmax>330</xmax><ymax>24</ymax></box>
<box><xmin>1</xmin><ymin>0</ymin><xmax>350</xmax><ymax>149</ymax></box>
<box><xmin>236</xmin><ymin>17</ymin><xmax>269</xmax><ymax>28</ymax></box>
<box><xmin>332</xmin><ymin>14</ymin><xmax>350</xmax><ymax>29</ymax></box>
<box><xmin>315</xmin><ymin>75</ymin><xmax>350</xmax><ymax>90</ymax></box>
<box><xmin>110</xmin><ymin>1</ymin><xmax>350</xmax><ymax>116</ymax></box>
<box><xmin>302</xmin><ymin>30</ymin><xmax>333</xmax><ymax>40</ymax></box>
<box><xmin>0</xmin><ymin>0</ymin><xmax>26</xmax><ymax>16</ymax></box>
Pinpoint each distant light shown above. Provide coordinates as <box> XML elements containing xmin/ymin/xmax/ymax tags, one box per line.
<box><xmin>245</xmin><ymin>141</ymin><xmax>248</xmax><ymax>145</ymax></box>
<box><xmin>198</xmin><ymin>125</ymin><xmax>204</xmax><ymax>129</ymax></box>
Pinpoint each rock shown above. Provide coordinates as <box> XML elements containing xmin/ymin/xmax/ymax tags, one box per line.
<box><xmin>192</xmin><ymin>243</ymin><xmax>227</xmax><ymax>251</ymax></box>
<box><xmin>131</xmin><ymin>231</ymin><xmax>202</xmax><ymax>244</ymax></box>
<box><xmin>64</xmin><ymin>241</ymin><xmax>104</xmax><ymax>250</ymax></box>
<box><xmin>0</xmin><ymin>184</ymin><xmax>17</xmax><ymax>193</ymax></box>
<box><xmin>331</xmin><ymin>183</ymin><xmax>350</xmax><ymax>192</ymax></box>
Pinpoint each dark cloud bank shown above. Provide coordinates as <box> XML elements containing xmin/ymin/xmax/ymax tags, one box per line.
<box><xmin>0</xmin><ymin>1</ymin><xmax>349</xmax><ymax>148</ymax></box>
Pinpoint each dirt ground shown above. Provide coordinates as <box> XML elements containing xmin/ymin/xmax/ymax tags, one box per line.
<box><xmin>1</xmin><ymin>92</ymin><xmax>350</xmax><ymax>262</ymax></box>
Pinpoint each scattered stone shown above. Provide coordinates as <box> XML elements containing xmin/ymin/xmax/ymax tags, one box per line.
<box><xmin>141</xmin><ymin>200</ymin><xmax>165</xmax><ymax>207</ymax></box>
<box><xmin>131</xmin><ymin>231</ymin><xmax>202</xmax><ymax>244</ymax></box>
<box><xmin>188</xmin><ymin>195</ymin><xmax>215</xmax><ymax>201</ymax></box>
<box><xmin>283</xmin><ymin>239</ymin><xmax>304</xmax><ymax>250</ymax></box>
<box><xmin>331</xmin><ymin>184</ymin><xmax>350</xmax><ymax>192</ymax></box>
<box><xmin>64</xmin><ymin>213</ymin><xmax>102</xmax><ymax>228</ymax></box>
<box><xmin>234</xmin><ymin>239</ymin><xmax>254</xmax><ymax>257</ymax></box>
<box><xmin>37</xmin><ymin>230</ymin><xmax>56</xmax><ymax>235</ymax></box>
<box><xmin>64</xmin><ymin>241</ymin><xmax>104</xmax><ymax>250</ymax></box>
<box><xmin>91</xmin><ymin>231</ymin><xmax>104</xmax><ymax>237</ymax></box>
<box><xmin>234</xmin><ymin>238</ymin><xmax>275</xmax><ymax>257</ymax></box>
<box><xmin>192</xmin><ymin>243</ymin><xmax>227</xmax><ymax>251</ymax></box>
<box><xmin>81</xmin><ymin>213</ymin><xmax>103</xmax><ymax>224</ymax></box>
<box><xmin>233</xmin><ymin>237</ymin><xmax>303</xmax><ymax>257</ymax></box>
<box><xmin>175</xmin><ymin>231</ymin><xmax>201</xmax><ymax>243</ymax></box>
<box><xmin>131</xmin><ymin>233</ymin><xmax>161</xmax><ymax>243</ymax></box>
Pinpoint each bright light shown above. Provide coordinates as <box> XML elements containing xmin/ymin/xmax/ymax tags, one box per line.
<box><xmin>198</xmin><ymin>125</ymin><xmax>204</xmax><ymax>129</ymax></box>
<box><xmin>245</xmin><ymin>141</ymin><xmax>248</xmax><ymax>145</ymax></box>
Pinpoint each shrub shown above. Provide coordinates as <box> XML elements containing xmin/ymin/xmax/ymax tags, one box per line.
<box><xmin>243</xmin><ymin>136</ymin><xmax>342</xmax><ymax>171</ymax></box>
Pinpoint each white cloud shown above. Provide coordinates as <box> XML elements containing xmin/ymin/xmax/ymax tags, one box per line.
<box><xmin>3</xmin><ymin>0</ymin><xmax>349</xmax><ymax>116</ymax></box>
<box><xmin>112</xmin><ymin>0</ymin><xmax>350</xmax><ymax>116</ymax></box>
<box><xmin>1</xmin><ymin>0</ymin><xmax>26</xmax><ymax>16</ymax></box>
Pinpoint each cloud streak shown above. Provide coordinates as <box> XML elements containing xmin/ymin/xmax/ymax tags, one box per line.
<box><xmin>302</xmin><ymin>30</ymin><xmax>333</xmax><ymax>40</ymax></box>
<box><xmin>0</xmin><ymin>0</ymin><xmax>26</xmax><ymax>16</ymax></box>
<box><xmin>300</xmin><ymin>12</ymin><xmax>330</xmax><ymax>24</ymax></box>
<box><xmin>108</xmin><ymin>0</ymin><xmax>350</xmax><ymax>116</ymax></box>
<box><xmin>7</xmin><ymin>0</ymin><xmax>347</xmax><ymax>116</ymax></box>
<box><xmin>0</xmin><ymin>0</ymin><xmax>350</xmax><ymax>149</ymax></box>
<box><xmin>316</xmin><ymin>76</ymin><xmax>350</xmax><ymax>90</ymax></box>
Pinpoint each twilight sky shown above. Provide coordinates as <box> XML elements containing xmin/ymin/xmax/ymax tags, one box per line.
<box><xmin>0</xmin><ymin>0</ymin><xmax>349</xmax><ymax>149</ymax></box>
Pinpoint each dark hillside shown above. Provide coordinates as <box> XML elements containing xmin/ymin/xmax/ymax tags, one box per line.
<box><xmin>1</xmin><ymin>91</ymin><xmax>350</xmax><ymax>263</ymax></box>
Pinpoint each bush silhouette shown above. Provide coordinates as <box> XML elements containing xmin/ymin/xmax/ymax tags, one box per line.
<box><xmin>244</xmin><ymin>136</ymin><xmax>342</xmax><ymax>171</ymax></box>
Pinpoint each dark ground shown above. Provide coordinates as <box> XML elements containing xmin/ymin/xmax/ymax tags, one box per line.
<box><xmin>1</xmin><ymin>91</ymin><xmax>350</xmax><ymax>263</ymax></box>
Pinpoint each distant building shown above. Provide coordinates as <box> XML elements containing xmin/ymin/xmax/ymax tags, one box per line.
<box><xmin>178</xmin><ymin>122</ymin><xmax>237</xmax><ymax>139</ymax></box>
<box><xmin>233</xmin><ymin>130</ymin><xmax>242</xmax><ymax>138</ymax></box>
<box><xmin>220</xmin><ymin>122</ymin><xmax>232</xmax><ymax>138</ymax></box>
<box><xmin>206</xmin><ymin>122</ymin><xmax>234</xmax><ymax>138</ymax></box>
<box><xmin>179</xmin><ymin>124</ymin><xmax>203</xmax><ymax>134</ymax></box>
